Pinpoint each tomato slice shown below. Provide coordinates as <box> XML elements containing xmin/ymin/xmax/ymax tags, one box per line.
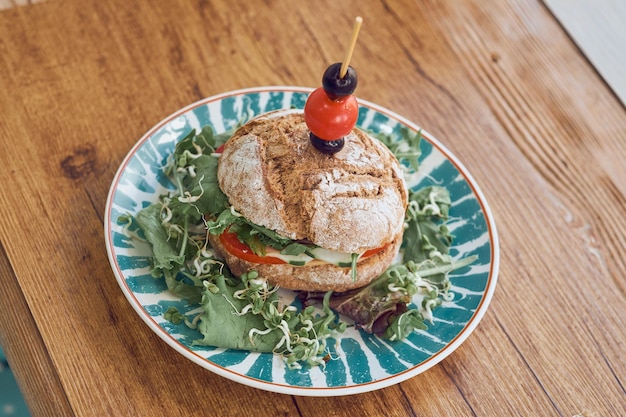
<box><xmin>219</xmin><ymin>230</ymin><xmax>286</xmax><ymax>265</ymax></box>
<box><xmin>215</xmin><ymin>144</ymin><xmax>225</xmax><ymax>154</ymax></box>
<box><xmin>361</xmin><ymin>243</ymin><xmax>389</xmax><ymax>258</ymax></box>
<box><xmin>219</xmin><ymin>230</ymin><xmax>388</xmax><ymax>265</ymax></box>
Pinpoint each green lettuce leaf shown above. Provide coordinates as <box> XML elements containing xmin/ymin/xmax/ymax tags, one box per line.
<box><xmin>129</xmin><ymin>123</ymin><xmax>477</xmax><ymax>367</ymax></box>
<box><xmin>373</xmin><ymin>127</ymin><xmax>422</xmax><ymax>172</ymax></box>
<box><xmin>206</xmin><ymin>207</ymin><xmax>303</xmax><ymax>255</ymax></box>
<box><xmin>193</xmin><ymin>274</ymin><xmax>285</xmax><ymax>352</ymax></box>
<box><xmin>191</xmin><ymin>272</ymin><xmax>345</xmax><ymax>367</ymax></box>
<box><xmin>135</xmin><ymin>203</ymin><xmax>185</xmax><ymax>273</ymax></box>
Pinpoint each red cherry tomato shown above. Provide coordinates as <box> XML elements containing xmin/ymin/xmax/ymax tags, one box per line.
<box><xmin>304</xmin><ymin>88</ymin><xmax>358</xmax><ymax>141</ymax></box>
<box><xmin>219</xmin><ymin>230</ymin><xmax>286</xmax><ymax>265</ymax></box>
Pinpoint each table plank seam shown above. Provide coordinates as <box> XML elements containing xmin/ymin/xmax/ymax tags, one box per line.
<box><xmin>437</xmin><ymin>364</ymin><xmax>479</xmax><ymax>416</ymax></box>
<box><xmin>0</xmin><ymin>240</ymin><xmax>76</xmax><ymax>417</ymax></box>
<box><xmin>494</xmin><ymin>315</ymin><xmax>565</xmax><ymax>416</ymax></box>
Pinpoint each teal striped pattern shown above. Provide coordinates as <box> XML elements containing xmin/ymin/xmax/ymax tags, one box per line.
<box><xmin>0</xmin><ymin>348</ymin><xmax>30</xmax><ymax>416</ymax></box>
<box><xmin>105</xmin><ymin>87</ymin><xmax>499</xmax><ymax>396</ymax></box>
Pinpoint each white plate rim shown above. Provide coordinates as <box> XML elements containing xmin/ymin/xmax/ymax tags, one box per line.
<box><xmin>104</xmin><ymin>86</ymin><xmax>500</xmax><ymax>396</ymax></box>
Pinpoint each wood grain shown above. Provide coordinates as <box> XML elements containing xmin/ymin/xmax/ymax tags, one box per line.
<box><xmin>0</xmin><ymin>0</ymin><xmax>624</xmax><ymax>416</ymax></box>
<box><xmin>0</xmin><ymin>242</ymin><xmax>74</xmax><ymax>417</ymax></box>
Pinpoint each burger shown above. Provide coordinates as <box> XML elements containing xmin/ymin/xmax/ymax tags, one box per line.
<box><xmin>207</xmin><ymin>109</ymin><xmax>408</xmax><ymax>293</ymax></box>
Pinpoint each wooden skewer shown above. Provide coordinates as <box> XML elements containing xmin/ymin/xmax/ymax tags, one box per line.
<box><xmin>339</xmin><ymin>16</ymin><xmax>363</xmax><ymax>78</ymax></box>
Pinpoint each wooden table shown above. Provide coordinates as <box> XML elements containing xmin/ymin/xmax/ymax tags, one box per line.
<box><xmin>1</xmin><ymin>0</ymin><xmax>624</xmax><ymax>415</ymax></box>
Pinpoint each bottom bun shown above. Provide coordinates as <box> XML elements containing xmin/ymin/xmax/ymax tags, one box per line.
<box><xmin>208</xmin><ymin>234</ymin><xmax>402</xmax><ymax>293</ymax></box>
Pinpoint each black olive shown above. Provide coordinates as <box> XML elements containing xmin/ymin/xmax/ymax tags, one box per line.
<box><xmin>322</xmin><ymin>62</ymin><xmax>357</xmax><ymax>99</ymax></box>
<box><xmin>310</xmin><ymin>132</ymin><xmax>345</xmax><ymax>154</ymax></box>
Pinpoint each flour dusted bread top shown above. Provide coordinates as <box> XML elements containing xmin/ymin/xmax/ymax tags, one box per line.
<box><xmin>217</xmin><ymin>110</ymin><xmax>408</xmax><ymax>254</ymax></box>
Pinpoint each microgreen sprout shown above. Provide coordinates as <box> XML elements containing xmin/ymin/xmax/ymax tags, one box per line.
<box><xmin>127</xmin><ymin>123</ymin><xmax>476</xmax><ymax>369</ymax></box>
<box><xmin>178</xmin><ymin>175</ymin><xmax>205</xmax><ymax>203</ymax></box>
<box><xmin>117</xmin><ymin>213</ymin><xmax>146</xmax><ymax>242</ymax></box>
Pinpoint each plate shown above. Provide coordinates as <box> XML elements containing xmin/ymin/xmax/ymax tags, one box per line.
<box><xmin>104</xmin><ymin>86</ymin><xmax>499</xmax><ymax>396</ymax></box>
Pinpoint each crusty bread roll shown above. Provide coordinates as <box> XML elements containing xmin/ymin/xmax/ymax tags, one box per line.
<box><xmin>214</xmin><ymin>110</ymin><xmax>408</xmax><ymax>292</ymax></box>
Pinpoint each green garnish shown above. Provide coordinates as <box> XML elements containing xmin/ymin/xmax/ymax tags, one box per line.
<box><xmin>126</xmin><ymin>122</ymin><xmax>476</xmax><ymax>367</ymax></box>
<box><xmin>374</xmin><ymin>126</ymin><xmax>422</xmax><ymax>172</ymax></box>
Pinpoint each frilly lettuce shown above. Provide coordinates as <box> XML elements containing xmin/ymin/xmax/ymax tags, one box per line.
<box><xmin>126</xmin><ymin>123</ymin><xmax>476</xmax><ymax>367</ymax></box>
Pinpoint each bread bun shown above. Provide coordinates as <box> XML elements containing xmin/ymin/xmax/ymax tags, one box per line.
<box><xmin>214</xmin><ymin>110</ymin><xmax>408</xmax><ymax>292</ymax></box>
<box><xmin>218</xmin><ymin>110</ymin><xmax>408</xmax><ymax>253</ymax></box>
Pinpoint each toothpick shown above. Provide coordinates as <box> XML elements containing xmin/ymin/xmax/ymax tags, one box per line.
<box><xmin>339</xmin><ymin>16</ymin><xmax>363</xmax><ymax>79</ymax></box>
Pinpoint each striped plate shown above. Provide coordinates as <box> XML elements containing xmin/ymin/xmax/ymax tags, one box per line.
<box><xmin>104</xmin><ymin>87</ymin><xmax>499</xmax><ymax>396</ymax></box>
